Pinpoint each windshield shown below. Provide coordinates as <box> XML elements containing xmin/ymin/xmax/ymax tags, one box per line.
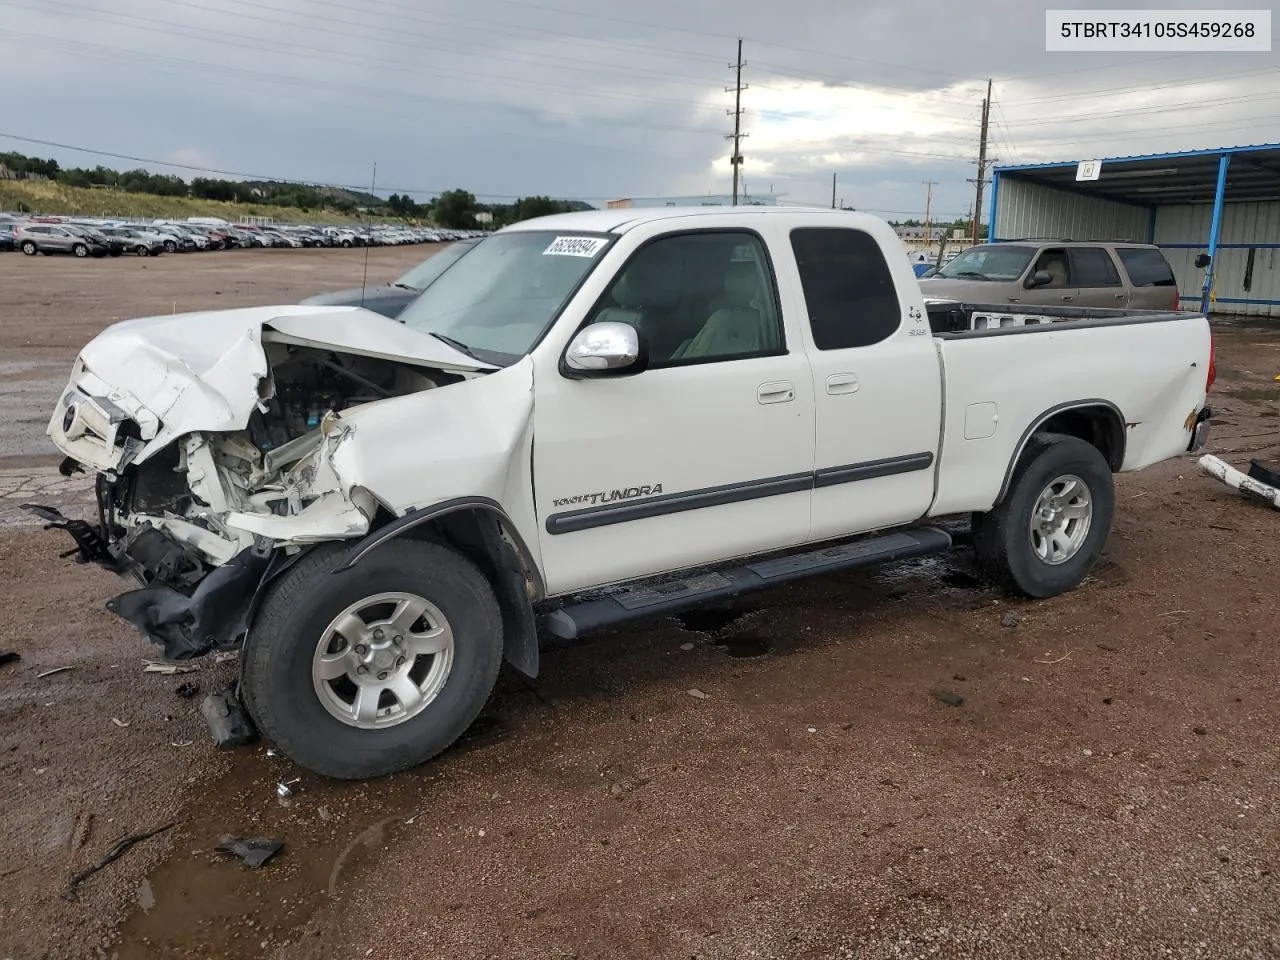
<box><xmin>394</xmin><ymin>240</ymin><xmax>478</xmax><ymax>290</ymax></box>
<box><xmin>936</xmin><ymin>244</ymin><xmax>1035</xmax><ymax>281</ymax></box>
<box><xmin>398</xmin><ymin>230</ymin><xmax>612</xmax><ymax>366</ymax></box>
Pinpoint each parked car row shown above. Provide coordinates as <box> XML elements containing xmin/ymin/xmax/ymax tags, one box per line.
<box><xmin>0</xmin><ymin>212</ymin><xmax>485</xmax><ymax>258</ymax></box>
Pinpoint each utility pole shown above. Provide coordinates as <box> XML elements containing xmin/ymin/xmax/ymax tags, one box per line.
<box><xmin>922</xmin><ymin>180</ymin><xmax>937</xmax><ymax>252</ymax></box>
<box><xmin>831</xmin><ymin>172</ymin><xmax>837</xmax><ymax>209</ymax></box>
<box><xmin>969</xmin><ymin>78</ymin><xmax>993</xmax><ymax>243</ymax></box>
<box><xmin>725</xmin><ymin>38</ymin><xmax>747</xmax><ymax>206</ymax></box>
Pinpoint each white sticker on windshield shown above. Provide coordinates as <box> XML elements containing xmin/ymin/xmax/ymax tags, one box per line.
<box><xmin>543</xmin><ymin>236</ymin><xmax>607</xmax><ymax>258</ymax></box>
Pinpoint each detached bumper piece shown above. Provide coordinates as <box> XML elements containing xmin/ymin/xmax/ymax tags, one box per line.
<box><xmin>1198</xmin><ymin>454</ymin><xmax>1280</xmax><ymax>510</ymax></box>
<box><xmin>108</xmin><ymin>547</ymin><xmax>273</xmax><ymax>660</ymax></box>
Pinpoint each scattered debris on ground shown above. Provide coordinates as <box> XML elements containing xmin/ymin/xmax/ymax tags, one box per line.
<box><xmin>201</xmin><ymin>686</ymin><xmax>258</xmax><ymax>747</ymax></box>
<box><xmin>174</xmin><ymin>682</ymin><xmax>200</xmax><ymax>699</ymax></box>
<box><xmin>686</xmin><ymin>688</ymin><xmax>709</xmax><ymax>700</ymax></box>
<box><xmin>35</xmin><ymin>666</ymin><xmax>72</xmax><ymax>678</ymax></box>
<box><xmin>932</xmin><ymin>690</ymin><xmax>965</xmax><ymax>707</ymax></box>
<box><xmin>143</xmin><ymin>659</ymin><xmax>197</xmax><ymax>675</ymax></box>
<box><xmin>110</xmin><ymin>717</ymin><xmax>130</xmax><ymax>728</ymax></box>
<box><xmin>62</xmin><ymin>822</ymin><xmax>178</xmax><ymax>902</ymax></box>
<box><xmin>0</xmin><ymin>651</ymin><xmax>21</xmax><ymax>668</ymax></box>
<box><xmin>215</xmin><ymin>836</ymin><xmax>285</xmax><ymax>869</ymax></box>
<box><xmin>277</xmin><ymin>778</ymin><xmax>301</xmax><ymax>799</ymax></box>
<box><xmin>1001</xmin><ymin>611</ymin><xmax>1022</xmax><ymax>628</ymax></box>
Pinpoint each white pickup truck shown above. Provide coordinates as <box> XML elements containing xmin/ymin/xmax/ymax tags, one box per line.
<box><xmin>32</xmin><ymin>207</ymin><xmax>1215</xmax><ymax>779</ymax></box>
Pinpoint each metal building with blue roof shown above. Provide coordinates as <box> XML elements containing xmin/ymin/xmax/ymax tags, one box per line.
<box><xmin>989</xmin><ymin>143</ymin><xmax>1280</xmax><ymax>316</ymax></box>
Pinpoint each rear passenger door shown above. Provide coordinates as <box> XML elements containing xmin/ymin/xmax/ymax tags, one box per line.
<box><xmin>787</xmin><ymin>226</ymin><xmax>942</xmax><ymax>542</ymax></box>
<box><xmin>1069</xmin><ymin>247</ymin><xmax>1129</xmax><ymax>308</ymax></box>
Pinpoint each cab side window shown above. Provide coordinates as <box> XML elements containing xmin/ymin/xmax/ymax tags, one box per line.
<box><xmin>790</xmin><ymin>227</ymin><xmax>901</xmax><ymax>350</ymax></box>
<box><xmin>587</xmin><ymin>231</ymin><xmax>784</xmax><ymax>367</ymax></box>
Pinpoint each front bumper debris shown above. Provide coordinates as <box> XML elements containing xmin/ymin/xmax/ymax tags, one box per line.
<box><xmin>107</xmin><ymin>546</ymin><xmax>273</xmax><ymax>660</ymax></box>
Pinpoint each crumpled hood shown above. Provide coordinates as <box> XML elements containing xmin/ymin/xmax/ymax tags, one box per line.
<box><xmin>49</xmin><ymin>304</ymin><xmax>495</xmax><ymax>471</ymax></box>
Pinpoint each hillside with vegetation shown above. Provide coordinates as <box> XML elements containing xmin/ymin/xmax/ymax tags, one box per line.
<box><xmin>0</xmin><ymin>150</ymin><xmax>594</xmax><ymax>227</ymax></box>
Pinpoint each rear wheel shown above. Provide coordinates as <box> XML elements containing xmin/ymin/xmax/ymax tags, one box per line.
<box><xmin>972</xmin><ymin>433</ymin><xmax>1115</xmax><ymax>598</ymax></box>
<box><xmin>163</xmin><ymin>240</ymin><xmax>176</xmax><ymax>253</ymax></box>
<box><xmin>243</xmin><ymin>540</ymin><xmax>504</xmax><ymax>780</ymax></box>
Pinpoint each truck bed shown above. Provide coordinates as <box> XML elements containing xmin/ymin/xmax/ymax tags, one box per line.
<box><xmin>924</xmin><ymin>299</ymin><xmax>1188</xmax><ymax>335</ymax></box>
<box><xmin>922</xmin><ymin>300</ymin><xmax>1211</xmax><ymax>518</ymax></box>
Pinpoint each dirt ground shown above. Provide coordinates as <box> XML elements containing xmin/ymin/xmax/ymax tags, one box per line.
<box><xmin>0</xmin><ymin>250</ymin><xmax>1277</xmax><ymax>960</ymax></box>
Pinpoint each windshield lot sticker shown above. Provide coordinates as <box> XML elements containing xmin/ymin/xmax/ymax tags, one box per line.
<box><xmin>544</xmin><ymin>236</ymin><xmax>607</xmax><ymax>258</ymax></box>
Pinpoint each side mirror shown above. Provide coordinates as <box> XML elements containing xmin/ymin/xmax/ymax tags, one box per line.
<box><xmin>1194</xmin><ymin>253</ymin><xmax>1211</xmax><ymax>269</ymax></box>
<box><xmin>1025</xmin><ymin>269</ymin><xmax>1053</xmax><ymax>288</ymax></box>
<box><xmin>563</xmin><ymin>321</ymin><xmax>646</xmax><ymax>378</ymax></box>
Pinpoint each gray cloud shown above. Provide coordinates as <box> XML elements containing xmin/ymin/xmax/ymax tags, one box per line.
<box><xmin>2</xmin><ymin>0</ymin><xmax>1275</xmax><ymax>219</ymax></box>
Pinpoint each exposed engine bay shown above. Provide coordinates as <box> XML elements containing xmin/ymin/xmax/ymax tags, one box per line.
<box><xmin>43</xmin><ymin>344</ymin><xmax>453</xmax><ymax>659</ymax></box>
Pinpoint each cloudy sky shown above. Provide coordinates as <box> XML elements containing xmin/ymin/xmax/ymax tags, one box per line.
<box><xmin>1</xmin><ymin>0</ymin><xmax>1277</xmax><ymax>219</ymax></box>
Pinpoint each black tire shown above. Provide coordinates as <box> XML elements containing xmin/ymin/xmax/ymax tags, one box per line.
<box><xmin>72</xmin><ymin>243</ymin><xmax>88</xmax><ymax>258</ymax></box>
<box><xmin>136</xmin><ymin>245</ymin><xmax>150</xmax><ymax>257</ymax></box>
<box><xmin>243</xmin><ymin>540</ymin><xmax>504</xmax><ymax>780</ymax></box>
<box><xmin>164</xmin><ymin>240</ymin><xmax>176</xmax><ymax>253</ymax></box>
<box><xmin>21</xmin><ymin>241</ymin><xmax>37</xmax><ymax>256</ymax></box>
<box><xmin>972</xmin><ymin>433</ymin><xmax>1115</xmax><ymax>598</ymax></box>
<box><xmin>341</xmin><ymin>238</ymin><xmax>352</xmax><ymax>248</ymax></box>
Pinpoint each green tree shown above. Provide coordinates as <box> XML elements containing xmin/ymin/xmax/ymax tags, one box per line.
<box><xmin>431</xmin><ymin>189</ymin><xmax>478</xmax><ymax>229</ymax></box>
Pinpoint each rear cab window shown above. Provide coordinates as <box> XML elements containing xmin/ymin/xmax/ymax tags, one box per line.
<box><xmin>1116</xmin><ymin>247</ymin><xmax>1177</xmax><ymax>286</ymax></box>
<box><xmin>790</xmin><ymin>227</ymin><xmax>901</xmax><ymax>349</ymax></box>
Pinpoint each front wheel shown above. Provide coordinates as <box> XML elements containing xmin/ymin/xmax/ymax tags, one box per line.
<box><xmin>21</xmin><ymin>241</ymin><xmax>36</xmax><ymax>256</ymax></box>
<box><xmin>72</xmin><ymin>243</ymin><xmax>88</xmax><ymax>258</ymax></box>
<box><xmin>242</xmin><ymin>540</ymin><xmax>504</xmax><ymax>780</ymax></box>
<box><xmin>972</xmin><ymin>433</ymin><xmax>1115</xmax><ymax>598</ymax></box>
<box><xmin>136</xmin><ymin>245</ymin><xmax>150</xmax><ymax>257</ymax></box>
<box><xmin>164</xmin><ymin>240</ymin><xmax>176</xmax><ymax>253</ymax></box>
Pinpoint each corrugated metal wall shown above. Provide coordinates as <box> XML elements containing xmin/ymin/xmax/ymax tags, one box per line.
<box><xmin>993</xmin><ymin>177</ymin><xmax>1149</xmax><ymax>244</ymax></box>
<box><xmin>1154</xmin><ymin>201</ymin><xmax>1280</xmax><ymax>317</ymax></box>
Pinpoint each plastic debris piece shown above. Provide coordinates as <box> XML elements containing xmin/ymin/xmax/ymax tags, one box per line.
<box><xmin>36</xmin><ymin>666</ymin><xmax>72</xmax><ymax>678</ymax></box>
<box><xmin>687</xmin><ymin>688</ymin><xmax>709</xmax><ymax>700</ymax></box>
<box><xmin>143</xmin><ymin>659</ymin><xmax>197</xmax><ymax>675</ymax></box>
<box><xmin>212</xmin><ymin>651</ymin><xmax>238</xmax><ymax>664</ymax></box>
<box><xmin>215</xmin><ymin>835</ymin><xmax>284</xmax><ymax>869</ymax></box>
<box><xmin>110</xmin><ymin>717</ymin><xmax>130</xmax><ymax>728</ymax></box>
<box><xmin>200</xmin><ymin>686</ymin><xmax>258</xmax><ymax>748</ymax></box>
<box><xmin>932</xmin><ymin>690</ymin><xmax>965</xmax><ymax>707</ymax></box>
<box><xmin>277</xmin><ymin>778</ymin><xmax>301</xmax><ymax>798</ymax></box>
<box><xmin>174</xmin><ymin>682</ymin><xmax>200</xmax><ymax>699</ymax></box>
<box><xmin>171</xmin><ymin>740</ymin><xmax>194</xmax><ymax>748</ymax></box>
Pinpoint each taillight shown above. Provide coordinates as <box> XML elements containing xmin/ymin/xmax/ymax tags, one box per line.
<box><xmin>1206</xmin><ymin>332</ymin><xmax>1216</xmax><ymax>393</ymax></box>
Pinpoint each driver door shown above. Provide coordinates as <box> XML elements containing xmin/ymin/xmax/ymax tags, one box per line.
<box><xmin>530</xmin><ymin>224</ymin><xmax>816</xmax><ymax>597</ymax></box>
<box><xmin>1017</xmin><ymin>247</ymin><xmax>1079</xmax><ymax>306</ymax></box>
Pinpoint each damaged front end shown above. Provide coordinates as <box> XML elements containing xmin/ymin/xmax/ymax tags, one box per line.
<box><xmin>33</xmin><ymin>311</ymin><xmax>481</xmax><ymax>660</ymax></box>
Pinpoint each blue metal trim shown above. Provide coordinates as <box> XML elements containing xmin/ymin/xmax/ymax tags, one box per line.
<box><xmin>1181</xmin><ymin>296</ymin><xmax>1280</xmax><ymax>306</ymax></box>
<box><xmin>1146</xmin><ymin>207</ymin><xmax>1157</xmax><ymax>244</ymax></box>
<box><xmin>1160</xmin><ymin>242</ymin><xmax>1280</xmax><ymax>250</ymax></box>
<box><xmin>987</xmin><ymin>170</ymin><xmax>1000</xmax><ymax>242</ymax></box>
<box><xmin>993</xmin><ymin>141</ymin><xmax>1280</xmax><ymax>175</ymax></box>
<box><xmin>1201</xmin><ymin>154</ymin><xmax>1232</xmax><ymax>314</ymax></box>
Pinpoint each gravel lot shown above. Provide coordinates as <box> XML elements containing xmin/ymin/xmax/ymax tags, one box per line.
<box><xmin>0</xmin><ymin>250</ymin><xmax>1277</xmax><ymax>960</ymax></box>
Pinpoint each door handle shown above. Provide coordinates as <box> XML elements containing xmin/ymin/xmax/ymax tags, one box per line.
<box><xmin>1114</xmin><ymin>292</ymin><xmax>1126</xmax><ymax>299</ymax></box>
<box><xmin>1061</xmin><ymin>295</ymin><xmax>1074</xmax><ymax>302</ymax></box>
<box><xmin>826</xmin><ymin>373</ymin><xmax>859</xmax><ymax>396</ymax></box>
<box><xmin>758</xmin><ymin>381</ymin><xmax>794</xmax><ymax>404</ymax></box>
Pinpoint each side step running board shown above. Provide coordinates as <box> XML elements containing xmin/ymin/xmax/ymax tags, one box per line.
<box><xmin>543</xmin><ymin>526</ymin><xmax>952</xmax><ymax>641</ymax></box>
